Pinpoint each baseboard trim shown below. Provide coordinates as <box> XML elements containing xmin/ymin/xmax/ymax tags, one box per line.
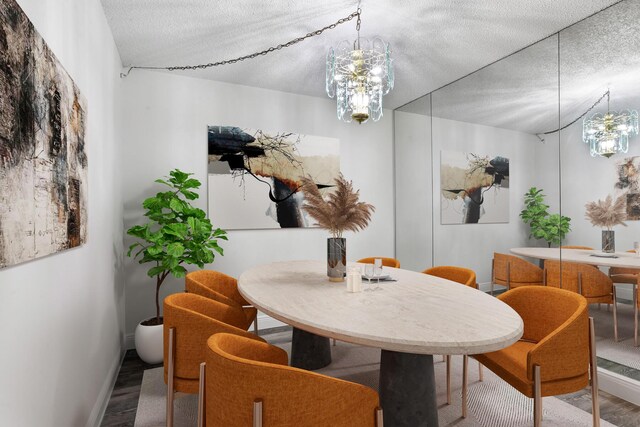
<box><xmin>598</xmin><ymin>367</ymin><xmax>640</xmax><ymax>406</ymax></box>
<box><xmin>89</xmin><ymin>348</ymin><xmax>126</xmax><ymax>427</ymax></box>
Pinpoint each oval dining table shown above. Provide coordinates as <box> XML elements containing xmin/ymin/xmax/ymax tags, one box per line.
<box><xmin>238</xmin><ymin>260</ymin><xmax>523</xmax><ymax>427</ymax></box>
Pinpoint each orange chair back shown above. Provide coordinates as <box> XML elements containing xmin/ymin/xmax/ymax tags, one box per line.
<box><xmin>493</xmin><ymin>253</ymin><xmax>543</xmax><ymax>288</ymax></box>
<box><xmin>422</xmin><ymin>266</ymin><xmax>477</xmax><ymax>288</ymax></box>
<box><xmin>544</xmin><ymin>260</ymin><xmax>613</xmax><ymax>304</ymax></box>
<box><xmin>357</xmin><ymin>257</ymin><xmax>401</xmax><ymax>268</ymax></box>
<box><xmin>205</xmin><ymin>333</ymin><xmax>380</xmax><ymax>427</ymax></box>
<box><xmin>163</xmin><ymin>293</ymin><xmax>256</xmax><ymax>393</ymax></box>
<box><xmin>186</xmin><ymin>270</ymin><xmax>249</xmax><ymax>307</ymax></box>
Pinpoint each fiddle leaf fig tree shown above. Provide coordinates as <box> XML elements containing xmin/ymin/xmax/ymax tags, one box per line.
<box><xmin>520</xmin><ymin>187</ymin><xmax>571</xmax><ymax>247</ymax></box>
<box><xmin>127</xmin><ymin>169</ymin><xmax>227</xmax><ymax>325</ymax></box>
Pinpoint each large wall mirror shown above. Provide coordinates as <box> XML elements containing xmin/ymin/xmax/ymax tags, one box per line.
<box><xmin>395</xmin><ymin>0</ymin><xmax>640</xmax><ymax>400</ymax></box>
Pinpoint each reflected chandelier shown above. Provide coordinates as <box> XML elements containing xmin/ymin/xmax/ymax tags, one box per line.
<box><xmin>326</xmin><ymin>3</ymin><xmax>394</xmax><ymax>124</ymax></box>
<box><xmin>583</xmin><ymin>92</ymin><xmax>638</xmax><ymax>158</ymax></box>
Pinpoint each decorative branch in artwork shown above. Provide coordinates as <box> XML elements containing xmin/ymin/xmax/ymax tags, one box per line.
<box><xmin>585</xmin><ymin>194</ymin><xmax>627</xmax><ymax>230</ymax></box>
<box><xmin>300</xmin><ymin>174</ymin><xmax>375</xmax><ymax>238</ymax></box>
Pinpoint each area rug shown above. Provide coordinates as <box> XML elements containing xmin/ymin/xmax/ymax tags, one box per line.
<box><xmin>135</xmin><ymin>339</ymin><xmax>613</xmax><ymax>426</ymax></box>
<box><xmin>591</xmin><ymin>303</ymin><xmax>640</xmax><ymax>371</ymax></box>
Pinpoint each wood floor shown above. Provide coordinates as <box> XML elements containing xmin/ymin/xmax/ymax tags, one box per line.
<box><xmin>101</xmin><ymin>326</ymin><xmax>640</xmax><ymax>427</ymax></box>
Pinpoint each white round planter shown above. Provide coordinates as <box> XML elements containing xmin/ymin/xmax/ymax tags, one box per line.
<box><xmin>135</xmin><ymin>319</ymin><xmax>164</xmax><ymax>364</ymax></box>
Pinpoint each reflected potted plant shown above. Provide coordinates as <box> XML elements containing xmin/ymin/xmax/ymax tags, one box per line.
<box><xmin>127</xmin><ymin>169</ymin><xmax>227</xmax><ymax>363</ymax></box>
<box><xmin>520</xmin><ymin>187</ymin><xmax>571</xmax><ymax>247</ymax></box>
<box><xmin>585</xmin><ymin>194</ymin><xmax>627</xmax><ymax>253</ymax></box>
<box><xmin>300</xmin><ymin>174</ymin><xmax>375</xmax><ymax>282</ymax></box>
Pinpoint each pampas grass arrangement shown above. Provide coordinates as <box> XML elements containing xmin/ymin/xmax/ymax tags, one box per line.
<box><xmin>300</xmin><ymin>174</ymin><xmax>375</xmax><ymax>238</ymax></box>
<box><xmin>584</xmin><ymin>194</ymin><xmax>627</xmax><ymax>230</ymax></box>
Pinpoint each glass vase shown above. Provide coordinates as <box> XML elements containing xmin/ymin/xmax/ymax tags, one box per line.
<box><xmin>327</xmin><ymin>237</ymin><xmax>346</xmax><ymax>282</ymax></box>
<box><xmin>602</xmin><ymin>230</ymin><xmax>615</xmax><ymax>253</ymax></box>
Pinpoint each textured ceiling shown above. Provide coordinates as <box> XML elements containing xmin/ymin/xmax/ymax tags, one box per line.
<box><xmin>399</xmin><ymin>0</ymin><xmax>640</xmax><ymax>135</ymax></box>
<box><xmin>102</xmin><ymin>0</ymin><xmax>620</xmax><ymax>109</ymax></box>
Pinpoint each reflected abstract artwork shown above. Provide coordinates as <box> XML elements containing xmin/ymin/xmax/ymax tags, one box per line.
<box><xmin>440</xmin><ymin>151</ymin><xmax>509</xmax><ymax>224</ymax></box>
<box><xmin>207</xmin><ymin>126</ymin><xmax>339</xmax><ymax>229</ymax></box>
<box><xmin>615</xmin><ymin>156</ymin><xmax>640</xmax><ymax>220</ymax></box>
<box><xmin>0</xmin><ymin>0</ymin><xmax>88</xmax><ymax>268</ymax></box>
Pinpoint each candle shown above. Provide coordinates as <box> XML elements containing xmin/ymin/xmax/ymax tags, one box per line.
<box><xmin>347</xmin><ymin>267</ymin><xmax>362</xmax><ymax>292</ymax></box>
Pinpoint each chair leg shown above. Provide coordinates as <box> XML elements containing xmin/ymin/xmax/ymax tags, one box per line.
<box><xmin>446</xmin><ymin>355</ymin><xmax>451</xmax><ymax>405</ymax></box>
<box><xmin>533</xmin><ymin>365</ymin><xmax>542</xmax><ymax>427</ymax></box>
<box><xmin>376</xmin><ymin>407</ymin><xmax>384</xmax><ymax>427</ymax></box>
<box><xmin>253</xmin><ymin>317</ymin><xmax>259</xmax><ymax>334</ymax></box>
<box><xmin>589</xmin><ymin>317</ymin><xmax>601</xmax><ymax>427</ymax></box>
<box><xmin>333</xmin><ymin>338</ymin><xmax>336</xmax><ymax>346</ymax></box>
<box><xmin>167</xmin><ymin>327</ymin><xmax>175</xmax><ymax>427</ymax></box>
<box><xmin>197</xmin><ymin>362</ymin><xmax>205</xmax><ymax>427</ymax></box>
<box><xmin>612</xmin><ymin>287</ymin><xmax>618</xmax><ymax>342</ymax></box>
<box><xmin>634</xmin><ymin>284</ymin><xmax>638</xmax><ymax>347</ymax></box>
<box><xmin>462</xmin><ymin>355</ymin><xmax>468</xmax><ymax>418</ymax></box>
<box><xmin>253</xmin><ymin>399</ymin><xmax>263</xmax><ymax>427</ymax></box>
<box><xmin>478</xmin><ymin>361</ymin><xmax>483</xmax><ymax>382</ymax></box>
<box><xmin>490</xmin><ymin>282</ymin><xmax>494</xmax><ymax>296</ymax></box>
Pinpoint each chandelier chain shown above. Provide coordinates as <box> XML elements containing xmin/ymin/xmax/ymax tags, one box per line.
<box><xmin>537</xmin><ymin>90</ymin><xmax>610</xmax><ymax>139</ymax></box>
<box><xmin>120</xmin><ymin>9</ymin><xmax>361</xmax><ymax>77</ymax></box>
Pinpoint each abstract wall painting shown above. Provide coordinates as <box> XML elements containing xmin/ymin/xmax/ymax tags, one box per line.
<box><xmin>0</xmin><ymin>0</ymin><xmax>88</xmax><ymax>269</ymax></box>
<box><xmin>207</xmin><ymin>126</ymin><xmax>340</xmax><ymax>229</ymax></box>
<box><xmin>614</xmin><ymin>156</ymin><xmax>640</xmax><ymax>220</ymax></box>
<box><xmin>440</xmin><ymin>151</ymin><xmax>510</xmax><ymax>224</ymax></box>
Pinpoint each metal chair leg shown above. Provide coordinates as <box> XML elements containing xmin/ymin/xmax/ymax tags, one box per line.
<box><xmin>590</xmin><ymin>317</ymin><xmax>600</xmax><ymax>427</ymax></box>
<box><xmin>634</xmin><ymin>284</ymin><xmax>638</xmax><ymax>347</ymax></box>
<box><xmin>167</xmin><ymin>327</ymin><xmax>175</xmax><ymax>427</ymax></box>
<box><xmin>197</xmin><ymin>362</ymin><xmax>205</xmax><ymax>427</ymax></box>
<box><xmin>462</xmin><ymin>355</ymin><xmax>468</xmax><ymax>418</ymax></box>
<box><xmin>478</xmin><ymin>361</ymin><xmax>483</xmax><ymax>382</ymax></box>
<box><xmin>253</xmin><ymin>317</ymin><xmax>259</xmax><ymax>334</ymax></box>
<box><xmin>446</xmin><ymin>355</ymin><xmax>451</xmax><ymax>405</ymax></box>
<box><xmin>533</xmin><ymin>365</ymin><xmax>541</xmax><ymax>427</ymax></box>
<box><xmin>375</xmin><ymin>407</ymin><xmax>384</xmax><ymax>427</ymax></box>
<box><xmin>612</xmin><ymin>287</ymin><xmax>618</xmax><ymax>342</ymax></box>
<box><xmin>253</xmin><ymin>399</ymin><xmax>263</xmax><ymax>427</ymax></box>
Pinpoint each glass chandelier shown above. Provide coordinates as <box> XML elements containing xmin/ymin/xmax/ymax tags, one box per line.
<box><xmin>325</xmin><ymin>4</ymin><xmax>394</xmax><ymax>124</ymax></box>
<box><xmin>583</xmin><ymin>92</ymin><xmax>638</xmax><ymax>158</ymax></box>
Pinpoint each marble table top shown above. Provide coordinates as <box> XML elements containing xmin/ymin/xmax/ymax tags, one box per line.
<box><xmin>238</xmin><ymin>260</ymin><xmax>523</xmax><ymax>355</ymax></box>
<box><xmin>511</xmin><ymin>247</ymin><xmax>640</xmax><ymax>269</ymax></box>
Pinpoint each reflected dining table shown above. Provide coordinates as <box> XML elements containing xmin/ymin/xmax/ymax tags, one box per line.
<box><xmin>238</xmin><ymin>260</ymin><xmax>523</xmax><ymax>426</ymax></box>
<box><xmin>510</xmin><ymin>247</ymin><xmax>640</xmax><ymax>269</ymax></box>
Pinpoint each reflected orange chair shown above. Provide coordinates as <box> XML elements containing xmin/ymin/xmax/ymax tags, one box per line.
<box><xmin>545</xmin><ymin>260</ymin><xmax>618</xmax><ymax>340</ymax></box>
<box><xmin>609</xmin><ymin>250</ymin><xmax>639</xmax><ymax>346</ymax></box>
<box><xmin>200</xmin><ymin>333</ymin><xmax>383</xmax><ymax>427</ymax></box>
<box><xmin>163</xmin><ymin>293</ymin><xmax>265</xmax><ymax>427</ymax></box>
<box><xmin>357</xmin><ymin>257</ymin><xmax>401</xmax><ymax>268</ymax></box>
<box><xmin>186</xmin><ymin>270</ymin><xmax>258</xmax><ymax>332</ymax></box>
<box><xmin>423</xmin><ymin>266</ymin><xmax>481</xmax><ymax>414</ymax></box>
<box><xmin>561</xmin><ymin>245</ymin><xmax>594</xmax><ymax>250</ymax></box>
<box><xmin>492</xmin><ymin>253</ymin><xmax>544</xmax><ymax>295</ymax></box>
<box><xmin>471</xmin><ymin>287</ymin><xmax>600</xmax><ymax>427</ymax></box>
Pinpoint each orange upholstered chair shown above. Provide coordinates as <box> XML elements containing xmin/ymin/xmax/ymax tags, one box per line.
<box><xmin>545</xmin><ymin>260</ymin><xmax>618</xmax><ymax>340</ymax></box>
<box><xmin>422</xmin><ymin>266</ymin><xmax>480</xmax><ymax>414</ymax></box>
<box><xmin>491</xmin><ymin>253</ymin><xmax>543</xmax><ymax>295</ymax></box>
<box><xmin>608</xmin><ymin>250</ymin><xmax>639</xmax><ymax>346</ymax></box>
<box><xmin>200</xmin><ymin>333</ymin><xmax>383</xmax><ymax>427</ymax></box>
<box><xmin>357</xmin><ymin>257</ymin><xmax>401</xmax><ymax>268</ymax></box>
<box><xmin>471</xmin><ymin>287</ymin><xmax>600</xmax><ymax>427</ymax></box>
<box><xmin>186</xmin><ymin>270</ymin><xmax>258</xmax><ymax>332</ymax></box>
<box><xmin>163</xmin><ymin>293</ymin><xmax>265</xmax><ymax>427</ymax></box>
<box><xmin>561</xmin><ymin>245</ymin><xmax>594</xmax><ymax>250</ymax></box>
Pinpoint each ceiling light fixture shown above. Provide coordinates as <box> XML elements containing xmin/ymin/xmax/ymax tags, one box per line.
<box><xmin>583</xmin><ymin>92</ymin><xmax>638</xmax><ymax>158</ymax></box>
<box><xmin>326</xmin><ymin>2</ymin><xmax>394</xmax><ymax>124</ymax></box>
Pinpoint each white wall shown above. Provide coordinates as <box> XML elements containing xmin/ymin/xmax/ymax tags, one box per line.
<box><xmin>0</xmin><ymin>1</ymin><xmax>123</xmax><ymax>427</ymax></box>
<box><xmin>394</xmin><ymin>109</ymin><xmax>432</xmax><ymax>272</ymax></box>
<box><xmin>121</xmin><ymin>70</ymin><xmax>395</xmax><ymax>342</ymax></box>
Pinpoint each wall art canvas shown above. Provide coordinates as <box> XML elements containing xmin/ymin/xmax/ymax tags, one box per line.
<box><xmin>207</xmin><ymin>126</ymin><xmax>340</xmax><ymax>229</ymax></box>
<box><xmin>614</xmin><ymin>156</ymin><xmax>640</xmax><ymax>220</ymax></box>
<box><xmin>440</xmin><ymin>150</ymin><xmax>509</xmax><ymax>224</ymax></box>
<box><xmin>0</xmin><ymin>0</ymin><xmax>88</xmax><ymax>269</ymax></box>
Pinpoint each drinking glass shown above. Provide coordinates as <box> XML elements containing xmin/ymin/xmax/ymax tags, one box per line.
<box><xmin>373</xmin><ymin>258</ymin><xmax>383</xmax><ymax>290</ymax></box>
<box><xmin>364</xmin><ymin>264</ymin><xmax>375</xmax><ymax>291</ymax></box>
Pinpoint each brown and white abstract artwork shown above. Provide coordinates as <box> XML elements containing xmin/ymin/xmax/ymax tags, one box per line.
<box><xmin>615</xmin><ymin>156</ymin><xmax>640</xmax><ymax>221</ymax></box>
<box><xmin>0</xmin><ymin>0</ymin><xmax>88</xmax><ymax>269</ymax></box>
